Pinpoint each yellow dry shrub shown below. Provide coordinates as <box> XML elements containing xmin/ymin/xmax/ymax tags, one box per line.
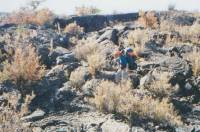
<box><xmin>160</xmin><ymin>21</ymin><xmax>200</xmax><ymax>45</ymax></box>
<box><xmin>32</xmin><ymin>8</ymin><xmax>53</xmax><ymax>25</ymax></box>
<box><xmin>93</xmin><ymin>80</ymin><xmax>182</xmax><ymax>126</ymax></box>
<box><xmin>87</xmin><ymin>51</ymin><xmax>106</xmax><ymax>76</ymax></box>
<box><xmin>6</xmin><ymin>8</ymin><xmax>53</xmax><ymax>25</ymax></box>
<box><xmin>137</xmin><ymin>10</ymin><xmax>158</xmax><ymax>29</ymax></box>
<box><xmin>64</xmin><ymin>22</ymin><xmax>84</xmax><ymax>35</ymax></box>
<box><xmin>159</xmin><ymin>20</ymin><xmax>176</xmax><ymax>32</ymax></box>
<box><xmin>185</xmin><ymin>47</ymin><xmax>200</xmax><ymax>76</ymax></box>
<box><xmin>0</xmin><ymin>45</ymin><xmax>45</xmax><ymax>84</ymax></box>
<box><xmin>138</xmin><ymin>97</ymin><xmax>182</xmax><ymax>126</ymax></box>
<box><xmin>127</xmin><ymin>29</ymin><xmax>149</xmax><ymax>52</ymax></box>
<box><xmin>94</xmin><ymin>80</ymin><xmax>132</xmax><ymax>113</ymax></box>
<box><xmin>178</xmin><ymin>23</ymin><xmax>200</xmax><ymax>44</ymax></box>
<box><xmin>70</xmin><ymin>67</ymin><xmax>86</xmax><ymax>89</ymax></box>
<box><xmin>0</xmin><ymin>92</ymin><xmax>34</xmax><ymax>131</ymax></box>
<box><xmin>147</xmin><ymin>72</ymin><xmax>177</xmax><ymax>98</ymax></box>
<box><xmin>74</xmin><ymin>39</ymin><xmax>98</xmax><ymax>60</ymax></box>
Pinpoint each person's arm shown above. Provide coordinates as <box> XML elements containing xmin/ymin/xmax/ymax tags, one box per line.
<box><xmin>114</xmin><ymin>51</ymin><xmax>122</xmax><ymax>58</ymax></box>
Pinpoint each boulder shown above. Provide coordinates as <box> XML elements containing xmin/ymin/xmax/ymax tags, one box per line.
<box><xmin>56</xmin><ymin>52</ymin><xmax>78</xmax><ymax>65</ymax></box>
<box><xmin>131</xmin><ymin>127</ymin><xmax>145</xmax><ymax>132</ymax></box>
<box><xmin>97</xmin><ymin>29</ymin><xmax>119</xmax><ymax>44</ymax></box>
<box><xmin>55</xmin><ymin>82</ymin><xmax>76</xmax><ymax>102</ymax></box>
<box><xmin>21</xmin><ymin>109</ymin><xmax>45</xmax><ymax>122</ymax></box>
<box><xmin>30</xmin><ymin>65</ymin><xmax>75</xmax><ymax>111</ymax></box>
<box><xmin>158</xmin><ymin>57</ymin><xmax>192</xmax><ymax>86</ymax></box>
<box><xmin>37</xmin><ymin>45</ymin><xmax>50</xmax><ymax>67</ymax></box>
<box><xmin>140</xmin><ymin>72</ymin><xmax>155</xmax><ymax>87</ymax></box>
<box><xmin>101</xmin><ymin>119</ymin><xmax>130</xmax><ymax>132</ymax></box>
<box><xmin>48</xmin><ymin>47</ymin><xmax>69</xmax><ymax>66</ymax></box>
<box><xmin>173</xmin><ymin>15</ymin><xmax>196</xmax><ymax>26</ymax></box>
<box><xmin>129</xmin><ymin>73</ymin><xmax>140</xmax><ymax>88</ymax></box>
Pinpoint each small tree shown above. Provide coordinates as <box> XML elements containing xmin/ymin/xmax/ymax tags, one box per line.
<box><xmin>26</xmin><ymin>0</ymin><xmax>47</xmax><ymax>10</ymax></box>
<box><xmin>75</xmin><ymin>6</ymin><xmax>100</xmax><ymax>16</ymax></box>
<box><xmin>168</xmin><ymin>4</ymin><xmax>176</xmax><ymax>11</ymax></box>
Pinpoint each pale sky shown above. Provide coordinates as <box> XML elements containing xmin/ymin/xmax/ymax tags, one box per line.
<box><xmin>0</xmin><ymin>0</ymin><xmax>200</xmax><ymax>15</ymax></box>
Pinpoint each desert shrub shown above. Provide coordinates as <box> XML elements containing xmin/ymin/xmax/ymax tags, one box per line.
<box><xmin>31</xmin><ymin>8</ymin><xmax>53</xmax><ymax>25</ymax></box>
<box><xmin>137</xmin><ymin>10</ymin><xmax>158</xmax><ymax>29</ymax></box>
<box><xmin>127</xmin><ymin>29</ymin><xmax>149</xmax><ymax>52</ymax></box>
<box><xmin>87</xmin><ymin>51</ymin><xmax>106</xmax><ymax>75</ymax></box>
<box><xmin>75</xmin><ymin>6</ymin><xmax>100</xmax><ymax>16</ymax></box>
<box><xmin>185</xmin><ymin>47</ymin><xmax>200</xmax><ymax>76</ymax></box>
<box><xmin>159</xmin><ymin>20</ymin><xmax>176</xmax><ymax>32</ymax></box>
<box><xmin>0</xmin><ymin>92</ymin><xmax>34</xmax><ymax>131</ymax></box>
<box><xmin>146</xmin><ymin>72</ymin><xmax>178</xmax><ymax>98</ymax></box>
<box><xmin>0</xmin><ymin>45</ymin><xmax>45</xmax><ymax>87</ymax></box>
<box><xmin>159</xmin><ymin>20</ymin><xmax>200</xmax><ymax>45</ymax></box>
<box><xmin>64</xmin><ymin>22</ymin><xmax>84</xmax><ymax>35</ymax></box>
<box><xmin>0</xmin><ymin>105</ymin><xmax>30</xmax><ymax>132</ymax></box>
<box><xmin>94</xmin><ymin>80</ymin><xmax>132</xmax><ymax>113</ymax></box>
<box><xmin>93</xmin><ymin>80</ymin><xmax>182</xmax><ymax>126</ymax></box>
<box><xmin>70</xmin><ymin>67</ymin><xmax>87</xmax><ymax>89</ymax></box>
<box><xmin>74</xmin><ymin>39</ymin><xmax>98</xmax><ymax>60</ymax></box>
<box><xmin>4</xmin><ymin>8</ymin><xmax>53</xmax><ymax>25</ymax></box>
<box><xmin>179</xmin><ymin>23</ymin><xmax>200</xmax><ymax>44</ymax></box>
<box><xmin>137</xmin><ymin>97</ymin><xmax>182</xmax><ymax>126</ymax></box>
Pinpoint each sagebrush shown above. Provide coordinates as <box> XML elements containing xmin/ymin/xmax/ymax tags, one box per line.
<box><xmin>137</xmin><ymin>10</ymin><xmax>158</xmax><ymax>29</ymax></box>
<box><xmin>93</xmin><ymin>80</ymin><xmax>182</xmax><ymax>126</ymax></box>
<box><xmin>64</xmin><ymin>22</ymin><xmax>84</xmax><ymax>35</ymax></box>
<box><xmin>0</xmin><ymin>45</ymin><xmax>45</xmax><ymax>86</ymax></box>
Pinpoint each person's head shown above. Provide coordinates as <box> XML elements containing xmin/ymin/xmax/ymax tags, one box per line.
<box><xmin>126</xmin><ymin>48</ymin><xmax>134</xmax><ymax>56</ymax></box>
<box><xmin>126</xmin><ymin>48</ymin><xmax>133</xmax><ymax>53</ymax></box>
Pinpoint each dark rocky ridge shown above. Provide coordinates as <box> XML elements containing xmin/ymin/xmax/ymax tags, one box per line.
<box><xmin>53</xmin><ymin>13</ymin><xmax>139</xmax><ymax>32</ymax></box>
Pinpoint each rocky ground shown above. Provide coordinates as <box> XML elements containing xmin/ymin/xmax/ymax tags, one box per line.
<box><xmin>0</xmin><ymin>10</ymin><xmax>200</xmax><ymax>132</ymax></box>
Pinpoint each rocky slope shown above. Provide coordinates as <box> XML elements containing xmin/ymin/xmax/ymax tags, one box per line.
<box><xmin>0</xmin><ymin>10</ymin><xmax>200</xmax><ymax>132</ymax></box>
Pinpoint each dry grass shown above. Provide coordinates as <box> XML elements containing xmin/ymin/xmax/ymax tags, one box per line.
<box><xmin>74</xmin><ymin>39</ymin><xmax>105</xmax><ymax>75</ymax></box>
<box><xmin>127</xmin><ymin>29</ymin><xmax>149</xmax><ymax>52</ymax></box>
<box><xmin>87</xmin><ymin>51</ymin><xmax>106</xmax><ymax>76</ymax></box>
<box><xmin>159</xmin><ymin>20</ymin><xmax>176</xmax><ymax>32</ymax></box>
<box><xmin>74</xmin><ymin>39</ymin><xmax>98</xmax><ymax>60</ymax></box>
<box><xmin>75</xmin><ymin>6</ymin><xmax>100</xmax><ymax>16</ymax></box>
<box><xmin>159</xmin><ymin>20</ymin><xmax>200</xmax><ymax>45</ymax></box>
<box><xmin>64</xmin><ymin>22</ymin><xmax>84</xmax><ymax>35</ymax></box>
<box><xmin>178</xmin><ymin>23</ymin><xmax>200</xmax><ymax>44</ymax></box>
<box><xmin>20</xmin><ymin>92</ymin><xmax>35</xmax><ymax>116</ymax></box>
<box><xmin>70</xmin><ymin>67</ymin><xmax>87</xmax><ymax>89</ymax></box>
<box><xmin>146</xmin><ymin>72</ymin><xmax>178</xmax><ymax>98</ymax></box>
<box><xmin>94</xmin><ymin>80</ymin><xmax>132</xmax><ymax>113</ymax></box>
<box><xmin>93</xmin><ymin>80</ymin><xmax>182</xmax><ymax>126</ymax></box>
<box><xmin>0</xmin><ymin>92</ymin><xmax>34</xmax><ymax>132</ymax></box>
<box><xmin>4</xmin><ymin>8</ymin><xmax>53</xmax><ymax>25</ymax></box>
<box><xmin>0</xmin><ymin>106</ymin><xmax>30</xmax><ymax>132</ymax></box>
<box><xmin>185</xmin><ymin>47</ymin><xmax>200</xmax><ymax>76</ymax></box>
<box><xmin>137</xmin><ymin>97</ymin><xmax>182</xmax><ymax>126</ymax></box>
<box><xmin>31</xmin><ymin>8</ymin><xmax>54</xmax><ymax>25</ymax></box>
<box><xmin>0</xmin><ymin>45</ymin><xmax>45</xmax><ymax>87</ymax></box>
<box><xmin>137</xmin><ymin>10</ymin><xmax>158</xmax><ymax>29</ymax></box>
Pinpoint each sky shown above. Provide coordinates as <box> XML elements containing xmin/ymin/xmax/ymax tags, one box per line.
<box><xmin>0</xmin><ymin>0</ymin><xmax>200</xmax><ymax>15</ymax></box>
